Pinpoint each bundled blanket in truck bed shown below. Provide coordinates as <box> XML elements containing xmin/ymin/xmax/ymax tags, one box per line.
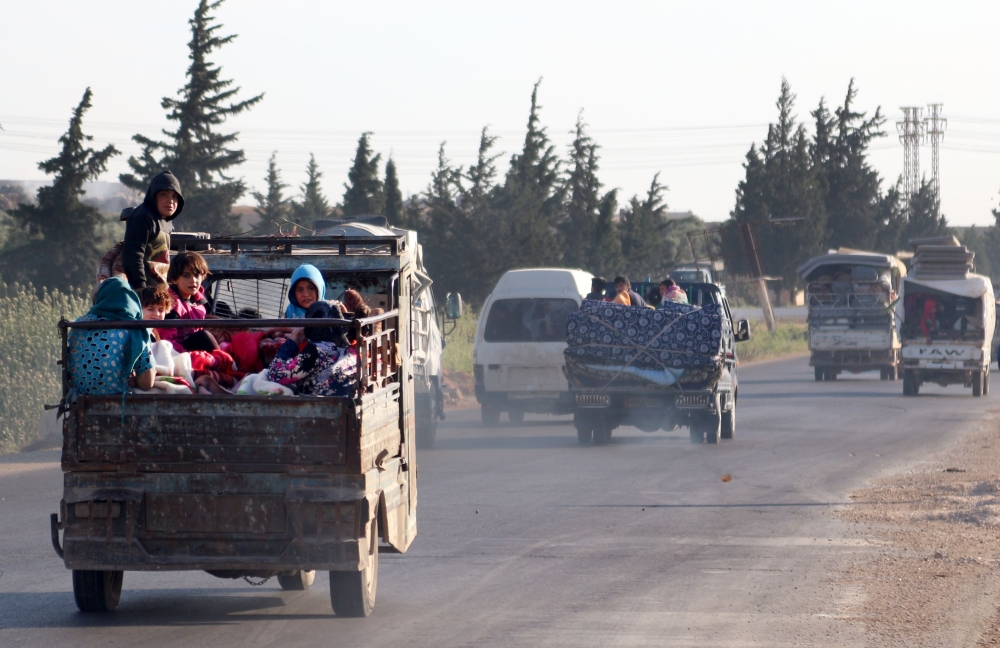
<box><xmin>564</xmin><ymin>300</ymin><xmax>724</xmax><ymax>388</ymax></box>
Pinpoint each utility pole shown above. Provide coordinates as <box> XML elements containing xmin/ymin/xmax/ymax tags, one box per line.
<box><xmin>925</xmin><ymin>103</ymin><xmax>946</xmax><ymax>212</ymax></box>
<box><xmin>897</xmin><ymin>107</ymin><xmax>925</xmax><ymax>213</ymax></box>
<box><xmin>740</xmin><ymin>223</ymin><xmax>776</xmax><ymax>332</ymax></box>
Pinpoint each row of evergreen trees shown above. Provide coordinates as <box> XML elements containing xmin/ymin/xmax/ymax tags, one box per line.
<box><xmin>240</xmin><ymin>81</ymin><xmax>707</xmax><ymax>304</ymax></box>
<box><xmin>1</xmin><ymin>0</ymin><xmax>994</xmax><ymax>303</ymax></box>
<box><xmin>731</xmin><ymin>78</ymin><xmax>949</xmax><ymax>290</ymax></box>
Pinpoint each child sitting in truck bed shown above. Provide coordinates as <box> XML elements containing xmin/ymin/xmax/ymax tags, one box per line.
<box><xmin>266</xmin><ymin>301</ymin><xmax>358</xmax><ymax>397</ymax></box>
<box><xmin>285</xmin><ymin>264</ymin><xmax>325</xmax><ymax>318</ymax></box>
<box><xmin>139</xmin><ymin>284</ymin><xmax>173</xmax><ymax>342</ymax></box>
<box><xmin>160</xmin><ymin>251</ymin><xmax>220</xmax><ymax>353</ymax></box>
<box><xmin>68</xmin><ymin>277</ymin><xmax>155</xmax><ymax>394</ymax></box>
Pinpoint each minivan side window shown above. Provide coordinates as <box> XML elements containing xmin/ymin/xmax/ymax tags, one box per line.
<box><xmin>484</xmin><ymin>298</ymin><xmax>578</xmax><ymax>342</ymax></box>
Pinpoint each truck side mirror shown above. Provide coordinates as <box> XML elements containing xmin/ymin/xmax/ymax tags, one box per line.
<box><xmin>734</xmin><ymin>319</ymin><xmax>751</xmax><ymax>342</ymax></box>
<box><xmin>446</xmin><ymin>292</ymin><xmax>463</xmax><ymax>320</ymax></box>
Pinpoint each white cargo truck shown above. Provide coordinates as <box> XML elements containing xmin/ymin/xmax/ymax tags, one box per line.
<box><xmin>797</xmin><ymin>251</ymin><xmax>905</xmax><ymax>381</ymax></box>
<box><xmin>896</xmin><ymin>274</ymin><xmax>995</xmax><ymax>396</ymax></box>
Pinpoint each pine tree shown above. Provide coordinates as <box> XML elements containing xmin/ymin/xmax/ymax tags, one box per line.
<box><xmin>120</xmin><ymin>0</ymin><xmax>263</xmax><ymax>235</ymax></box>
<box><xmin>252</xmin><ymin>152</ymin><xmax>289</xmax><ymax>228</ymax></box>
<box><xmin>497</xmin><ymin>80</ymin><xmax>562</xmax><ymax>269</ymax></box>
<box><xmin>2</xmin><ymin>88</ymin><xmax>119</xmax><ymax>292</ymax></box>
<box><xmin>383</xmin><ymin>157</ymin><xmax>404</xmax><ymax>226</ymax></box>
<box><xmin>619</xmin><ymin>174</ymin><xmax>669</xmax><ymax>280</ymax></box>
<box><xmin>290</xmin><ymin>154</ymin><xmax>330</xmax><ymax>225</ymax></box>
<box><xmin>561</xmin><ymin>111</ymin><xmax>603</xmax><ymax>270</ymax></box>
<box><xmin>873</xmin><ymin>182</ymin><xmax>907</xmax><ymax>253</ymax></box>
<box><xmin>812</xmin><ymin>80</ymin><xmax>886</xmax><ymax>250</ymax></box>
<box><xmin>342</xmin><ymin>132</ymin><xmax>385</xmax><ymax>217</ymax></box>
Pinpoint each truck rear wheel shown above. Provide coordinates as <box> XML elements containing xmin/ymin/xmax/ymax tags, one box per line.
<box><xmin>814</xmin><ymin>367</ymin><xmax>823</xmax><ymax>382</ymax></box>
<box><xmin>277</xmin><ymin>570</ymin><xmax>315</xmax><ymax>591</ymax></box>
<box><xmin>985</xmin><ymin>369</ymin><xmax>991</xmax><ymax>395</ymax></box>
<box><xmin>973</xmin><ymin>371</ymin><xmax>984</xmax><ymax>397</ymax></box>
<box><xmin>508</xmin><ymin>409</ymin><xmax>525</xmax><ymax>425</ymax></box>
<box><xmin>903</xmin><ymin>370</ymin><xmax>919</xmax><ymax>396</ymax></box>
<box><xmin>73</xmin><ymin>569</ymin><xmax>123</xmax><ymax>612</ymax></box>
<box><xmin>481</xmin><ymin>404</ymin><xmax>500</xmax><ymax>428</ymax></box>
<box><xmin>577</xmin><ymin>427</ymin><xmax>593</xmax><ymax>445</ymax></box>
<box><xmin>329</xmin><ymin>517</ymin><xmax>378</xmax><ymax>617</ymax></box>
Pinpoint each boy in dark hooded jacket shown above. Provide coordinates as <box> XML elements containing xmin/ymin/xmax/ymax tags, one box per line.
<box><xmin>121</xmin><ymin>170</ymin><xmax>184</xmax><ymax>290</ymax></box>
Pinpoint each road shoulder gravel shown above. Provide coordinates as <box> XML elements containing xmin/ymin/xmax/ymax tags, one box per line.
<box><xmin>835</xmin><ymin>407</ymin><xmax>1000</xmax><ymax>646</ymax></box>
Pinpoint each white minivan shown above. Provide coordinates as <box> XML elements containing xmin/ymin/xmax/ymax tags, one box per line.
<box><xmin>473</xmin><ymin>268</ymin><xmax>592</xmax><ymax>426</ymax></box>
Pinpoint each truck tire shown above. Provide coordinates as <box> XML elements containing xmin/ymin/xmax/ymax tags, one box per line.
<box><xmin>329</xmin><ymin>517</ymin><xmax>378</xmax><ymax>617</ymax></box>
<box><xmin>277</xmin><ymin>570</ymin><xmax>315</xmax><ymax>591</ymax></box>
<box><xmin>973</xmin><ymin>371</ymin><xmax>984</xmax><ymax>397</ymax></box>
<box><xmin>593</xmin><ymin>422</ymin><xmax>612</xmax><ymax>445</ymax></box>
<box><xmin>481</xmin><ymin>404</ymin><xmax>500</xmax><ymax>427</ymax></box>
<box><xmin>577</xmin><ymin>427</ymin><xmax>593</xmax><ymax>445</ymax></box>
<box><xmin>986</xmin><ymin>369</ymin><xmax>991</xmax><ymax>395</ymax></box>
<box><xmin>903</xmin><ymin>370</ymin><xmax>919</xmax><ymax>396</ymax></box>
<box><xmin>508</xmin><ymin>409</ymin><xmax>525</xmax><ymax>425</ymax></box>
<box><xmin>814</xmin><ymin>367</ymin><xmax>824</xmax><ymax>382</ymax></box>
<box><xmin>824</xmin><ymin>370</ymin><xmax>838</xmax><ymax>381</ymax></box>
<box><xmin>415</xmin><ymin>391</ymin><xmax>438</xmax><ymax>449</ymax></box>
<box><xmin>721</xmin><ymin>404</ymin><xmax>736</xmax><ymax>440</ymax></box>
<box><xmin>73</xmin><ymin>569</ymin><xmax>123</xmax><ymax>612</ymax></box>
<box><xmin>879</xmin><ymin>368</ymin><xmax>889</xmax><ymax>381</ymax></box>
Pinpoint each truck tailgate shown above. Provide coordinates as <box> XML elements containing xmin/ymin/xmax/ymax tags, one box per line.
<box><xmin>66</xmin><ymin>394</ymin><xmax>348</xmax><ymax>471</ymax></box>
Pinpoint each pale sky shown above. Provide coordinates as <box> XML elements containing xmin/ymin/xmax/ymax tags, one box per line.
<box><xmin>3</xmin><ymin>0</ymin><xmax>1000</xmax><ymax>227</ymax></box>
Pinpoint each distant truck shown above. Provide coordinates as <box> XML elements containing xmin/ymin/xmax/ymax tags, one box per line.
<box><xmin>897</xmin><ymin>273</ymin><xmax>995</xmax><ymax>396</ymax></box>
<box><xmin>564</xmin><ymin>282</ymin><xmax>750</xmax><ymax>445</ymax></box>
<box><xmin>473</xmin><ymin>269</ymin><xmax>591</xmax><ymax>425</ymax></box>
<box><xmin>797</xmin><ymin>251</ymin><xmax>904</xmax><ymax>381</ymax></box>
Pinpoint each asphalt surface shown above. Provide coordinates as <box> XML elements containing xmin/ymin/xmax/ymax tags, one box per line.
<box><xmin>0</xmin><ymin>356</ymin><xmax>994</xmax><ymax>647</ymax></box>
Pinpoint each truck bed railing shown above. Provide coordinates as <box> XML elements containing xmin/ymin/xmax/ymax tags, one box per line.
<box><xmin>176</xmin><ymin>235</ymin><xmax>402</xmax><ymax>257</ymax></box>
<box><xmin>59</xmin><ymin>310</ymin><xmax>400</xmax><ymax>399</ymax></box>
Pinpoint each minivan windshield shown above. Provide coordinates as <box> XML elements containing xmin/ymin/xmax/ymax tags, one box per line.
<box><xmin>484</xmin><ymin>298</ymin><xmax>578</xmax><ymax>342</ymax></box>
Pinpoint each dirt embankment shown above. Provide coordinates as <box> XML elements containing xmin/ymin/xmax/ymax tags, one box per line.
<box><xmin>441</xmin><ymin>369</ymin><xmax>477</xmax><ymax>410</ymax></box>
<box><xmin>835</xmin><ymin>408</ymin><xmax>1000</xmax><ymax>646</ymax></box>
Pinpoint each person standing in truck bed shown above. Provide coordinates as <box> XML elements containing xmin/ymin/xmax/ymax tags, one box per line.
<box><xmin>121</xmin><ymin>170</ymin><xmax>183</xmax><ymax>290</ymax></box>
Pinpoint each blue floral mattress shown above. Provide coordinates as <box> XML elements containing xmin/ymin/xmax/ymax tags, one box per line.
<box><xmin>564</xmin><ymin>300</ymin><xmax>725</xmax><ymax>389</ymax></box>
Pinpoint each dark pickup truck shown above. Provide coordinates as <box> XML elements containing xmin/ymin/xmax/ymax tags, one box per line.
<box><xmin>565</xmin><ymin>283</ymin><xmax>749</xmax><ymax>445</ymax></box>
<box><xmin>51</xmin><ymin>233</ymin><xmax>418</xmax><ymax>617</ymax></box>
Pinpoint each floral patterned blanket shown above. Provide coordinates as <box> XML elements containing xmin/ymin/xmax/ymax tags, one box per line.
<box><xmin>564</xmin><ymin>300</ymin><xmax>725</xmax><ymax>389</ymax></box>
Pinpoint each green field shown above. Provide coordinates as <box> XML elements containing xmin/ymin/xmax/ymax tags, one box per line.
<box><xmin>0</xmin><ymin>285</ymin><xmax>89</xmax><ymax>453</ymax></box>
<box><xmin>736</xmin><ymin>320</ymin><xmax>809</xmax><ymax>363</ymax></box>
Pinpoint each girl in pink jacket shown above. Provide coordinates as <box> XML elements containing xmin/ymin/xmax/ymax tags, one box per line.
<box><xmin>160</xmin><ymin>251</ymin><xmax>220</xmax><ymax>353</ymax></box>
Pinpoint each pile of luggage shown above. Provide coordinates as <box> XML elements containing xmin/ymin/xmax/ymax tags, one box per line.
<box><xmin>564</xmin><ymin>300</ymin><xmax>724</xmax><ymax>389</ymax></box>
<box><xmin>909</xmin><ymin>236</ymin><xmax>975</xmax><ymax>280</ymax></box>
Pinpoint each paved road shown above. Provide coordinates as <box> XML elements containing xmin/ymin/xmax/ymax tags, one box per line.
<box><xmin>0</xmin><ymin>357</ymin><xmax>993</xmax><ymax>647</ymax></box>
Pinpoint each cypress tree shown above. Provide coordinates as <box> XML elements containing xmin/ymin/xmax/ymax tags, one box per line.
<box><xmin>561</xmin><ymin>111</ymin><xmax>603</xmax><ymax>270</ymax></box>
<box><xmin>812</xmin><ymin>80</ymin><xmax>886</xmax><ymax>250</ymax></box>
<box><xmin>3</xmin><ymin>88</ymin><xmax>119</xmax><ymax>292</ymax></box>
<box><xmin>290</xmin><ymin>154</ymin><xmax>330</xmax><ymax>225</ymax></box>
<box><xmin>900</xmin><ymin>179</ymin><xmax>948</xmax><ymax>244</ymax></box>
<box><xmin>590</xmin><ymin>189</ymin><xmax>622</xmax><ymax>278</ymax></box>
<box><xmin>619</xmin><ymin>174</ymin><xmax>669</xmax><ymax>280</ymax></box>
<box><xmin>252</xmin><ymin>152</ymin><xmax>289</xmax><ymax>228</ymax></box>
<box><xmin>497</xmin><ymin>80</ymin><xmax>562</xmax><ymax>269</ymax></box>
<box><xmin>120</xmin><ymin>0</ymin><xmax>263</xmax><ymax>235</ymax></box>
<box><xmin>732</xmin><ymin>79</ymin><xmax>825</xmax><ymax>290</ymax></box>
<box><xmin>342</xmin><ymin>132</ymin><xmax>385</xmax><ymax>217</ymax></box>
<box><xmin>383</xmin><ymin>157</ymin><xmax>404</xmax><ymax>226</ymax></box>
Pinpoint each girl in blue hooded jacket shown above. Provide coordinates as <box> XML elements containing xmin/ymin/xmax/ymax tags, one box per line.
<box><xmin>285</xmin><ymin>264</ymin><xmax>325</xmax><ymax>318</ymax></box>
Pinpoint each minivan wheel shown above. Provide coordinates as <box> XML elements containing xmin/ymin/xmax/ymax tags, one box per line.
<box><xmin>721</xmin><ymin>404</ymin><xmax>736</xmax><ymax>440</ymax></box>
